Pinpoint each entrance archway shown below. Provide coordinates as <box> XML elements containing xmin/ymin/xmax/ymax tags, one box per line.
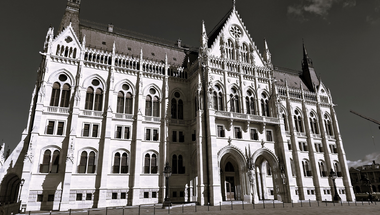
<box><xmin>0</xmin><ymin>173</ymin><xmax>21</xmax><ymax>204</ymax></box>
<box><xmin>220</xmin><ymin>157</ymin><xmax>241</xmax><ymax>201</ymax></box>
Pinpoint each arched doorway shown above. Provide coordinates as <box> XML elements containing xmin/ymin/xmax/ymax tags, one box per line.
<box><xmin>219</xmin><ymin>152</ymin><xmax>246</xmax><ymax>201</ymax></box>
<box><xmin>0</xmin><ymin>173</ymin><xmax>21</xmax><ymax>204</ymax></box>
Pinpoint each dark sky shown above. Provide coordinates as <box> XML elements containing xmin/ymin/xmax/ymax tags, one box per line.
<box><xmin>1</xmin><ymin>0</ymin><xmax>380</xmax><ymax>165</ymax></box>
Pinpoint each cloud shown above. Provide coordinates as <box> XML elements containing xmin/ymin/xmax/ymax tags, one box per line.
<box><xmin>347</xmin><ymin>152</ymin><xmax>380</xmax><ymax>168</ymax></box>
<box><xmin>288</xmin><ymin>0</ymin><xmax>356</xmax><ymax>20</ymax></box>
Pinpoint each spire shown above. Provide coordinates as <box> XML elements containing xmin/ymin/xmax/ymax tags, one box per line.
<box><xmin>201</xmin><ymin>20</ymin><xmax>208</xmax><ymax>48</ymax></box>
<box><xmin>59</xmin><ymin>0</ymin><xmax>81</xmax><ymax>36</ymax></box>
<box><xmin>233</xmin><ymin>0</ymin><xmax>236</xmax><ymax>11</ymax></box>
<box><xmin>302</xmin><ymin>42</ymin><xmax>313</xmax><ymax>68</ymax></box>
<box><xmin>301</xmin><ymin>41</ymin><xmax>319</xmax><ymax>92</ymax></box>
<box><xmin>263</xmin><ymin>39</ymin><xmax>272</xmax><ymax>66</ymax></box>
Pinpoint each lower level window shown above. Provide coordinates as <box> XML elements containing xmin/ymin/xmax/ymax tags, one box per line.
<box><xmin>86</xmin><ymin>193</ymin><xmax>92</xmax><ymax>200</ymax></box>
<box><xmin>112</xmin><ymin>193</ymin><xmax>118</xmax><ymax>199</ymax></box>
<box><xmin>76</xmin><ymin>193</ymin><xmax>83</xmax><ymax>201</ymax></box>
<box><xmin>144</xmin><ymin>192</ymin><xmax>149</xmax><ymax>198</ymax></box>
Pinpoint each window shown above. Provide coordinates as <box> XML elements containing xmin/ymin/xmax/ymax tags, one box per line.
<box><xmin>261</xmin><ymin>93</ymin><xmax>270</xmax><ymax>117</ymax></box>
<box><xmin>48</xmin><ymin>194</ymin><xmax>54</xmax><ymax>202</ymax></box>
<box><xmin>302</xmin><ymin>160</ymin><xmax>312</xmax><ymax>177</ymax></box>
<box><xmin>49</xmin><ymin>74</ymin><xmax>71</xmax><ymax>108</ymax></box>
<box><xmin>145</xmin><ymin>128</ymin><xmax>159</xmax><ymax>141</ymax></box>
<box><xmin>266</xmin><ymin>130</ymin><xmax>273</xmax><ymax>141</ymax></box>
<box><xmin>250</xmin><ymin>129</ymin><xmax>258</xmax><ymax>140</ymax></box>
<box><xmin>179</xmin><ymin>131</ymin><xmax>184</xmax><ymax>142</ymax></box>
<box><xmin>324</xmin><ymin>115</ymin><xmax>334</xmax><ymax>136</ymax></box>
<box><xmin>192</xmin><ymin>130</ymin><xmax>196</xmax><ymax>141</ymax></box>
<box><xmin>172</xmin><ymin>130</ymin><xmax>177</xmax><ymax>142</ymax></box>
<box><xmin>82</xmin><ymin>123</ymin><xmax>99</xmax><ymax>138</ymax></box>
<box><xmin>266</xmin><ymin>161</ymin><xmax>272</xmax><ymax>175</ymax></box>
<box><xmin>241</xmin><ymin>43</ymin><xmax>249</xmax><ymax>63</ymax></box>
<box><xmin>78</xmin><ymin>150</ymin><xmax>96</xmax><ymax>173</ymax></box>
<box><xmin>226</xmin><ymin>39</ymin><xmax>234</xmax><ymax>60</ymax></box>
<box><xmin>315</xmin><ymin>143</ymin><xmax>323</xmax><ymax>153</ymax></box>
<box><xmin>329</xmin><ymin>144</ymin><xmax>338</xmax><ymax>154</ymax></box>
<box><xmin>309</xmin><ymin>112</ymin><xmax>319</xmax><ymax>134</ymax></box>
<box><xmin>282</xmin><ymin>113</ymin><xmax>289</xmax><ymax>131</ymax></box>
<box><xmin>86</xmin><ymin>193</ymin><xmax>92</xmax><ymax>200</ymax></box>
<box><xmin>171</xmin><ymin>92</ymin><xmax>184</xmax><ymax>119</ymax></box>
<box><xmin>76</xmin><ymin>193</ymin><xmax>83</xmax><ymax>201</ymax></box>
<box><xmin>217</xmin><ymin>125</ymin><xmax>225</xmax><ymax>137</ymax></box>
<box><xmin>152</xmin><ymin>192</ymin><xmax>157</xmax><ymax>198</ymax></box>
<box><xmin>213</xmin><ymin>85</ymin><xmax>224</xmax><ymax>111</ymax></box>
<box><xmin>113</xmin><ymin>152</ymin><xmax>128</xmax><ymax>173</ymax></box>
<box><xmin>290</xmin><ymin>159</ymin><xmax>295</xmax><ymax>176</ymax></box>
<box><xmin>230</xmin><ymin>88</ymin><xmax>240</xmax><ymax>113</ymax></box>
<box><xmin>333</xmin><ymin>161</ymin><xmax>342</xmax><ymax>177</ymax></box>
<box><xmin>144</xmin><ymin>153</ymin><xmax>158</xmax><ymax>174</ymax></box>
<box><xmin>116</xmin><ymin>84</ymin><xmax>133</xmax><ymax>114</ymax></box>
<box><xmin>172</xmin><ymin>191</ymin><xmax>177</xmax><ymax>198</ymax></box>
<box><xmin>288</xmin><ymin>140</ymin><xmax>292</xmax><ymax>151</ymax></box>
<box><xmin>85</xmin><ymin>79</ymin><xmax>104</xmax><ymax>111</ymax></box>
<box><xmin>294</xmin><ymin>110</ymin><xmax>304</xmax><ymax>132</ymax></box>
<box><xmin>121</xmin><ymin>192</ymin><xmax>126</xmax><ymax>199</ymax></box>
<box><xmin>234</xmin><ymin>127</ymin><xmax>242</xmax><ymax>139</ymax></box>
<box><xmin>112</xmin><ymin>193</ymin><xmax>118</xmax><ymax>199</ymax></box>
<box><xmin>318</xmin><ymin>161</ymin><xmax>327</xmax><ymax>177</ymax></box>
<box><xmin>299</xmin><ymin>142</ymin><xmax>308</xmax><ymax>152</ymax></box>
<box><xmin>172</xmin><ymin>154</ymin><xmax>185</xmax><ymax>174</ymax></box>
<box><xmin>246</xmin><ymin>90</ymin><xmax>255</xmax><ymax>114</ymax></box>
<box><xmin>40</xmin><ymin>149</ymin><xmax>60</xmax><ymax>173</ymax></box>
<box><xmin>37</xmin><ymin>194</ymin><xmax>43</xmax><ymax>202</ymax></box>
<box><xmin>145</xmin><ymin>88</ymin><xmax>160</xmax><ymax>117</ymax></box>
<box><xmin>46</xmin><ymin>120</ymin><xmax>65</xmax><ymax>135</ymax></box>
<box><xmin>115</xmin><ymin>126</ymin><xmax>130</xmax><ymax>139</ymax></box>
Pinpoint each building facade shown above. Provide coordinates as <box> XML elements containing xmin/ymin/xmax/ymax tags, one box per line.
<box><xmin>0</xmin><ymin>0</ymin><xmax>355</xmax><ymax>211</ymax></box>
<box><xmin>350</xmin><ymin>161</ymin><xmax>380</xmax><ymax>198</ymax></box>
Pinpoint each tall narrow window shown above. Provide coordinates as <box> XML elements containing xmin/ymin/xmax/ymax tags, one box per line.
<box><xmin>79</xmin><ymin>151</ymin><xmax>87</xmax><ymax>173</ymax></box>
<box><xmin>117</xmin><ymin>84</ymin><xmax>133</xmax><ymax>114</ymax></box>
<box><xmin>85</xmin><ymin>80</ymin><xmax>103</xmax><ymax>111</ymax></box>
<box><xmin>117</xmin><ymin>92</ymin><xmax>125</xmax><ymax>113</ymax></box>
<box><xmin>324</xmin><ymin>115</ymin><xmax>334</xmax><ymax>136</ymax></box>
<box><xmin>282</xmin><ymin>113</ymin><xmax>289</xmax><ymax>131</ymax></box>
<box><xmin>50</xmin><ymin>82</ymin><xmax>61</xmax><ymax>106</ymax></box>
<box><xmin>151</xmin><ymin>154</ymin><xmax>157</xmax><ymax>173</ymax></box>
<box><xmin>57</xmin><ymin>122</ymin><xmax>64</xmax><ymax>135</ymax></box>
<box><xmin>266</xmin><ymin>130</ymin><xmax>273</xmax><ymax>141</ymax></box>
<box><xmin>121</xmin><ymin>153</ymin><xmax>128</xmax><ymax>173</ymax></box>
<box><xmin>172</xmin><ymin>155</ymin><xmax>178</xmax><ymax>174</ymax></box>
<box><xmin>178</xmin><ymin>155</ymin><xmax>185</xmax><ymax>174</ymax></box>
<box><xmin>178</xmin><ymin>100</ymin><xmax>183</xmax><ymax>119</ymax></box>
<box><xmin>230</xmin><ymin>88</ymin><xmax>240</xmax><ymax>113</ymax></box>
<box><xmin>153</xmin><ymin>96</ymin><xmax>160</xmax><ymax>117</ymax></box>
<box><xmin>144</xmin><ymin>154</ymin><xmax>150</xmax><ymax>173</ymax></box>
<box><xmin>88</xmin><ymin>151</ymin><xmax>96</xmax><ymax>173</ymax></box>
<box><xmin>113</xmin><ymin>153</ymin><xmax>121</xmax><ymax>173</ymax></box>
<box><xmin>85</xmin><ymin>87</ymin><xmax>94</xmax><ymax>110</ymax></box>
<box><xmin>51</xmin><ymin>150</ymin><xmax>60</xmax><ymax>173</ymax></box>
<box><xmin>171</xmin><ymin>99</ymin><xmax>177</xmax><ymax>119</ymax></box>
<box><xmin>290</xmin><ymin>159</ymin><xmax>295</xmax><ymax>176</ymax></box>
<box><xmin>94</xmin><ymin>89</ymin><xmax>103</xmax><ymax>111</ymax></box>
<box><xmin>46</xmin><ymin>121</ymin><xmax>55</xmax><ymax>135</ymax></box>
<box><xmin>309</xmin><ymin>112</ymin><xmax>319</xmax><ymax>134</ymax></box>
<box><xmin>145</xmin><ymin>95</ymin><xmax>152</xmax><ymax>116</ymax></box>
<box><xmin>246</xmin><ymin>90</ymin><xmax>255</xmax><ymax>114</ymax></box>
<box><xmin>40</xmin><ymin>150</ymin><xmax>51</xmax><ymax>173</ymax></box>
<box><xmin>125</xmin><ymin>93</ymin><xmax>133</xmax><ymax>114</ymax></box>
<box><xmin>294</xmin><ymin>110</ymin><xmax>304</xmax><ymax>132</ymax></box>
<box><xmin>60</xmin><ymin>84</ymin><xmax>71</xmax><ymax>107</ymax></box>
<box><xmin>213</xmin><ymin>85</ymin><xmax>224</xmax><ymax>111</ymax></box>
<box><xmin>261</xmin><ymin>93</ymin><xmax>270</xmax><ymax>117</ymax></box>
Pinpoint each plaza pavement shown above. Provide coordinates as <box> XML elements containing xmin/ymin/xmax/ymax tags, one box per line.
<box><xmin>16</xmin><ymin>200</ymin><xmax>380</xmax><ymax>215</ymax></box>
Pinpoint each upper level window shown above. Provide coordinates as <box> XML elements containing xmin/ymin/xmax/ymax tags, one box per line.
<box><xmin>266</xmin><ymin>130</ymin><xmax>273</xmax><ymax>141</ymax></box>
<box><xmin>324</xmin><ymin>115</ymin><xmax>334</xmax><ymax>136</ymax></box>
<box><xmin>246</xmin><ymin>90</ymin><xmax>255</xmax><ymax>115</ymax></box>
<box><xmin>85</xmin><ymin>79</ymin><xmax>103</xmax><ymax>111</ymax></box>
<box><xmin>50</xmin><ymin>74</ymin><xmax>71</xmax><ymax>107</ymax></box>
<box><xmin>234</xmin><ymin>127</ymin><xmax>242</xmax><ymax>139</ymax></box>
<box><xmin>40</xmin><ymin>149</ymin><xmax>60</xmax><ymax>173</ymax></box>
<box><xmin>46</xmin><ymin>120</ymin><xmax>65</xmax><ymax>136</ymax></box>
<box><xmin>226</xmin><ymin>39</ymin><xmax>234</xmax><ymax>60</ymax></box>
<box><xmin>318</xmin><ymin>160</ymin><xmax>327</xmax><ymax>177</ymax></box>
<box><xmin>261</xmin><ymin>93</ymin><xmax>270</xmax><ymax>117</ymax></box>
<box><xmin>145</xmin><ymin>88</ymin><xmax>160</xmax><ymax>117</ymax></box>
<box><xmin>314</xmin><ymin>143</ymin><xmax>323</xmax><ymax>153</ymax></box>
<box><xmin>299</xmin><ymin>142</ymin><xmax>308</xmax><ymax>152</ymax></box>
<box><xmin>144</xmin><ymin>153</ymin><xmax>158</xmax><ymax>174</ymax></box>
<box><xmin>333</xmin><ymin>161</ymin><xmax>342</xmax><ymax>177</ymax></box>
<box><xmin>115</xmin><ymin>126</ymin><xmax>130</xmax><ymax>139</ymax></box>
<box><xmin>302</xmin><ymin>160</ymin><xmax>312</xmax><ymax>177</ymax></box>
<box><xmin>309</xmin><ymin>112</ymin><xmax>319</xmax><ymax>134</ymax></box>
<box><xmin>171</xmin><ymin>92</ymin><xmax>183</xmax><ymax>119</ymax></box>
<box><xmin>213</xmin><ymin>85</ymin><xmax>224</xmax><ymax>111</ymax></box>
<box><xmin>294</xmin><ymin>110</ymin><xmax>304</xmax><ymax>132</ymax></box>
<box><xmin>290</xmin><ymin>159</ymin><xmax>295</xmax><ymax>176</ymax></box>
<box><xmin>78</xmin><ymin>150</ymin><xmax>96</xmax><ymax>173</ymax></box>
<box><xmin>230</xmin><ymin>88</ymin><xmax>240</xmax><ymax>113</ymax></box>
<box><xmin>282</xmin><ymin>113</ymin><xmax>289</xmax><ymax>131</ymax></box>
<box><xmin>241</xmin><ymin>43</ymin><xmax>249</xmax><ymax>63</ymax></box>
<box><xmin>82</xmin><ymin>123</ymin><xmax>99</xmax><ymax>138</ymax></box>
<box><xmin>250</xmin><ymin>129</ymin><xmax>258</xmax><ymax>140</ymax></box>
<box><xmin>146</xmin><ymin>128</ymin><xmax>159</xmax><ymax>141</ymax></box>
<box><xmin>217</xmin><ymin>125</ymin><xmax>225</xmax><ymax>137</ymax></box>
<box><xmin>117</xmin><ymin>84</ymin><xmax>133</xmax><ymax>114</ymax></box>
<box><xmin>113</xmin><ymin>152</ymin><xmax>128</xmax><ymax>173</ymax></box>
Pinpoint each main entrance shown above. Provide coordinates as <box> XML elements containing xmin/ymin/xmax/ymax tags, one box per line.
<box><xmin>220</xmin><ymin>158</ymin><xmax>242</xmax><ymax>201</ymax></box>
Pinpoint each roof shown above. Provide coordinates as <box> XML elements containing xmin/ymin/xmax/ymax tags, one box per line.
<box><xmin>207</xmin><ymin>8</ymin><xmax>233</xmax><ymax>48</ymax></box>
<box><xmin>79</xmin><ymin>19</ymin><xmax>198</xmax><ymax>67</ymax></box>
<box><xmin>273</xmin><ymin>67</ymin><xmax>311</xmax><ymax>91</ymax></box>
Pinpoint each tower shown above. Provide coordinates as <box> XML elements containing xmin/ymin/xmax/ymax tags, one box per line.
<box><xmin>59</xmin><ymin>0</ymin><xmax>81</xmax><ymax>36</ymax></box>
<box><xmin>301</xmin><ymin>43</ymin><xmax>319</xmax><ymax>92</ymax></box>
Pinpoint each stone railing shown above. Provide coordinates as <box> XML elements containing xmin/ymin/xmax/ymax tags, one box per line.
<box><xmin>46</xmin><ymin>106</ymin><xmax>70</xmax><ymax>114</ymax></box>
<box><xmin>215</xmin><ymin>111</ymin><xmax>279</xmax><ymax>124</ymax></box>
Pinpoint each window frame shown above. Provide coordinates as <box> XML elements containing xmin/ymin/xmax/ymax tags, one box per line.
<box><xmin>217</xmin><ymin>125</ymin><xmax>225</xmax><ymax>138</ymax></box>
<box><xmin>82</xmin><ymin>123</ymin><xmax>100</xmax><ymax>138</ymax></box>
<box><xmin>45</xmin><ymin>120</ymin><xmax>66</xmax><ymax>136</ymax></box>
<box><xmin>115</xmin><ymin>125</ymin><xmax>131</xmax><ymax>140</ymax></box>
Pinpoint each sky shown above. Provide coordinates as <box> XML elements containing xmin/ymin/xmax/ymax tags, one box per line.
<box><xmin>0</xmin><ymin>0</ymin><xmax>380</xmax><ymax>167</ymax></box>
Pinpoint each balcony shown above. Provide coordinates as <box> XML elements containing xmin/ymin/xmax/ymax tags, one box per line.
<box><xmin>82</xmin><ymin>110</ymin><xmax>103</xmax><ymax>117</ymax></box>
<box><xmin>215</xmin><ymin>111</ymin><xmax>280</xmax><ymax>124</ymax></box>
<box><xmin>46</xmin><ymin>106</ymin><xmax>70</xmax><ymax>114</ymax></box>
<box><xmin>144</xmin><ymin>116</ymin><xmax>161</xmax><ymax>123</ymax></box>
<box><xmin>114</xmin><ymin>113</ymin><xmax>134</xmax><ymax>120</ymax></box>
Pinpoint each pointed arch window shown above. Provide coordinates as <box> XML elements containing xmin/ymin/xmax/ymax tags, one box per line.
<box><xmin>333</xmin><ymin>161</ymin><xmax>342</xmax><ymax>177</ymax></box>
<box><xmin>290</xmin><ymin>159</ymin><xmax>295</xmax><ymax>176</ymax></box>
<box><xmin>50</xmin><ymin>74</ymin><xmax>72</xmax><ymax>108</ymax></box>
<box><xmin>309</xmin><ymin>112</ymin><xmax>319</xmax><ymax>134</ymax></box>
<box><xmin>246</xmin><ymin>90</ymin><xmax>255</xmax><ymax>114</ymax></box>
<box><xmin>294</xmin><ymin>110</ymin><xmax>304</xmax><ymax>133</ymax></box>
<box><xmin>302</xmin><ymin>160</ymin><xmax>312</xmax><ymax>177</ymax></box>
<box><xmin>213</xmin><ymin>85</ymin><xmax>224</xmax><ymax>111</ymax></box>
<box><xmin>117</xmin><ymin>84</ymin><xmax>134</xmax><ymax>114</ymax></box>
<box><xmin>146</xmin><ymin>88</ymin><xmax>160</xmax><ymax>117</ymax></box>
<box><xmin>230</xmin><ymin>87</ymin><xmax>240</xmax><ymax>113</ymax></box>
<box><xmin>324</xmin><ymin>115</ymin><xmax>334</xmax><ymax>136</ymax></box>
<box><xmin>85</xmin><ymin>79</ymin><xmax>103</xmax><ymax>111</ymax></box>
<box><xmin>40</xmin><ymin>149</ymin><xmax>60</xmax><ymax>173</ymax></box>
<box><xmin>282</xmin><ymin>113</ymin><xmax>289</xmax><ymax>131</ymax></box>
<box><xmin>172</xmin><ymin>154</ymin><xmax>185</xmax><ymax>174</ymax></box>
<box><xmin>171</xmin><ymin>92</ymin><xmax>184</xmax><ymax>119</ymax></box>
<box><xmin>226</xmin><ymin>39</ymin><xmax>234</xmax><ymax>60</ymax></box>
<box><xmin>261</xmin><ymin>93</ymin><xmax>270</xmax><ymax>117</ymax></box>
<box><xmin>318</xmin><ymin>160</ymin><xmax>327</xmax><ymax>177</ymax></box>
<box><xmin>144</xmin><ymin>152</ymin><xmax>158</xmax><ymax>174</ymax></box>
<box><xmin>242</xmin><ymin>43</ymin><xmax>249</xmax><ymax>63</ymax></box>
<box><xmin>78</xmin><ymin>150</ymin><xmax>96</xmax><ymax>174</ymax></box>
<box><xmin>113</xmin><ymin>152</ymin><xmax>129</xmax><ymax>173</ymax></box>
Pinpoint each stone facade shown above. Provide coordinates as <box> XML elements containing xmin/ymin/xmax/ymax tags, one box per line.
<box><xmin>0</xmin><ymin>0</ymin><xmax>355</xmax><ymax>211</ymax></box>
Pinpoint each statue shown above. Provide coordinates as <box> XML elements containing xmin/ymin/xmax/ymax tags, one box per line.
<box><xmin>245</xmin><ymin>145</ymin><xmax>257</xmax><ymax>203</ymax></box>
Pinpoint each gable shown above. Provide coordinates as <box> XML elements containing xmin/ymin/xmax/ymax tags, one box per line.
<box><xmin>51</xmin><ymin>24</ymin><xmax>82</xmax><ymax>60</ymax></box>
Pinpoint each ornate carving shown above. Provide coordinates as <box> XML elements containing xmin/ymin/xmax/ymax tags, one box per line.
<box><xmin>67</xmin><ymin>138</ymin><xmax>75</xmax><ymax>164</ymax></box>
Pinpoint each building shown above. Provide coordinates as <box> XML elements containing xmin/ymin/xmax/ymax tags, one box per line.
<box><xmin>0</xmin><ymin>0</ymin><xmax>355</xmax><ymax>211</ymax></box>
<box><xmin>349</xmin><ymin>161</ymin><xmax>380</xmax><ymax>199</ymax></box>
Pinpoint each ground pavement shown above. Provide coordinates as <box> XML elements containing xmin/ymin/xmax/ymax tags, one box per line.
<box><xmin>16</xmin><ymin>200</ymin><xmax>380</xmax><ymax>215</ymax></box>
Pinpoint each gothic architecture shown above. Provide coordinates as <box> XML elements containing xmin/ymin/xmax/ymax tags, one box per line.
<box><xmin>0</xmin><ymin>0</ymin><xmax>355</xmax><ymax>211</ymax></box>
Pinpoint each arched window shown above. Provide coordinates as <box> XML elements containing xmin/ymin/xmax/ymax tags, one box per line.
<box><xmin>302</xmin><ymin>160</ymin><xmax>312</xmax><ymax>177</ymax></box>
<box><xmin>146</xmin><ymin>88</ymin><xmax>160</xmax><ymax>117</ymax></box>
<box><xmin>85</xmin><ymin>79</ymin><xmax>103</xmax><ymax>111</ymax></box>
<box><xmin>40</xmin><ymin>149</ymin><xmax>60</xmax><ymax>173</ymax></box>
<box><xmin>290</xmin><ymin>159</ymin><xmax>295</xmax><ymax>176</ymax></box>
<box><xmin>213</xmin><ymin>85</ymin><xmax>224</xmax><ymax>111</ymax></box>
<box><xmin>144</xmin><ymin>152</ymin><xmax>158</xmax><ymax>174</ymax></box>
<box><xmin>171</xmin><ymin>92</ymin><xmax>184</xmax><ymax>119</ymax></box>
<box><xmin>40</xmin><ymin>150</ymin><xmax>51</xmax><ymax>173</ymax></box>
<box><xmin>225</xmin><ymin>162</ymin><xmax>234</xmax><ymax>172</ymax></box>
<box><xmin>241</xmin><ymin>43</ymin><xmax>249</xmax><ymax>63</ymax></box>
<box><xmin>333</xmin><ymin>161</ymin><xmax>342</xmax><ymax>177</ymax></box>
<box><xmin>50</xmin><ymin>74</ymin><xmax>72</xmax><ymax>107</ymax></box>
<box><xmin>266</xmin><ymin>161</ymin><xmax>272</xmax><ymax>176</ymax></box>
<box><xmin>246</xmin><ymin>90</ymin><xmax>255</xmax><ymax>114</ymax></box>
<box><xmin>117</xmin><ymin>84</ymin><xmax>134</xmax><ymax>114</ymax></box>
<box><xmin>294</xmin><ymin>110</ymin><xmax>304</xmax><ymax>133</ymax></box>
<box><xmin>319</xmin><ymin>160</ymin><xmax>327</xmax><ymax>177</ymax></box>
<box><xmin>51</xmin><ymin>150</ymin><xmax>60</xmax><ymax>173</ymax></box>
<box><xmin>172</xmin><ymin>154</ymin><xmax>185</xmax><ymax>174</ymax></box>
<box><xmin>309</xmin><ymin>112</ymin><xmax>319</xmax><ymax>134</ymax></box>
<box><xmin>324</xmin><ymin>115</ymin><xmax>334</xmax><ymax>136</ymax></box>
<box><xmin>230</xmin><ymin>87</ymin><xmax>240</xmax><ymax>113</ymax></box>
<box><xmin>113</xmin><ymin>152</ymin><xmax>129</xmax><ymax>173</ymax></box>
<box><xmin>261</xmin><ymin>93</ymin><xmax>270</xmax><ymax>117</ymax></box>
<box><xmin>226</xmin><ymin>39</ymin><xmax>234</xmax><ymax>60</ymax></box>
<box><xmin>282</xmin><ymin>113</ymin><xmax>289</xmax><ymax>131</ymax></box>
<box><xmin>78</xmin><ymin>150</ymin><xmax>96</xmax><ymax>174</ymax></box>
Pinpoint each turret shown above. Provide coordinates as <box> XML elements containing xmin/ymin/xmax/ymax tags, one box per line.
<box><xmin>301</xmin><ymin>42</ymin><xmax>319</xmax><ymax>92</ymax></box>
<box><xmin>263</xmin><ymin>39</ymin><xmax>272</xmax><ymax>68</ymax></box>
<box><xmin>59</xmin><ymin>0</ymin><xmax>81</xmax><ymax>36</ymax></box>
<box><xmin>200</xmin><ymin>20</ymin><xmax>208</xmax><ymax>55</ymax></box>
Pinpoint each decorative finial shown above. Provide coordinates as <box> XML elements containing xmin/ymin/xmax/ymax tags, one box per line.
<box><xmin>233</xmin><ymin>0</ymin><xmax>236</xmax><ymax>10</ymax></box>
